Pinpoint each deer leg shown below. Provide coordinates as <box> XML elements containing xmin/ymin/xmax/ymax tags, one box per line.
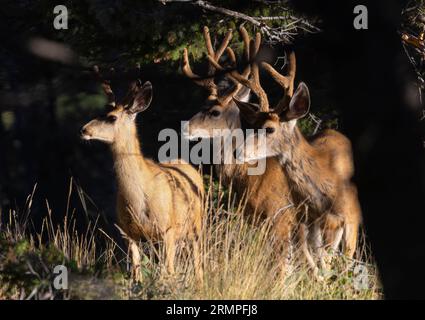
<box><xmin>164</xmin><ymin>229</ymin><xmax>176</xmax><ymax>275</ymax></box>
<box><xmin>343</xmin><ymin>205</ymin><xmax>360</xmax><ymax>260</ymax></box>
<box><xmin>299</xmin><ymin>223</ymin><xmax>322</xmax><ymax>280</ymax></box>
<box><xmin>274</xmin><ymin>236</ymin><xmax>294</xmax><ymax>281</ymax></box>
<box><xmin>129</xmin><ymin>240</ymin><xmax>141</xmax><ymax>282</ymax></box>
<box><xmin>322</xmin><ymin>213</ymin><xmax>345</xmax><ymax>267</ymax></box>
<box><xmin>280</xmin><ymin>238</ymin><xmax>294</xmax><ymax>280</ymax></box>
<box><xmin>310</xmin><ymin>219</ymin><xmax>326</xmax><ymax>270</ymax></box>
<box><xmin>192</xmin><ymin>211</ymin><xmax>204</xmax><ymax>284</ymax></box>
<box><xmin>191</xmin><ymin>233</ymin><xmax>203</xmax><ymax>284</ymax></box>
<box><xmin>331</xmin><ymin>226</ymin><xmax>344</xmax><ymax>252</ymax></box>
<box><xmin>339</xmin><ymin>184</ymin><xmax>361</xmax><ymax>259</ymax></box>
<box><xmin>273</xmin><ymin>212</ymin><xmax>295</xmax><ymax>280</ymax></box>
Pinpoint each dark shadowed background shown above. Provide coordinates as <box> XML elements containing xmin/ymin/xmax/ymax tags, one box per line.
<box><xmin>0</xmin><ymin>1</ymin><xmax>335</xmax><ymax>225</ymax></box>
<box><xmin>1</xmin><ymin>0</ymin><xmax>424</xmax><ymax>299</ymax></box>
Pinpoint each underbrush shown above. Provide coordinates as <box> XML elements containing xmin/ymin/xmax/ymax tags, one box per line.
<box><xmin>0</xmin><ymin>178</ymin><xmax>382</xmax><ymax>300</ymax></box>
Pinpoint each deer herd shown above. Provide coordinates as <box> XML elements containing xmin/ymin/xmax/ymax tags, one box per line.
<box><xmin>80</xmin><ymin>26</ymin><xmax>362</xmax><ymax>282</ymax></box>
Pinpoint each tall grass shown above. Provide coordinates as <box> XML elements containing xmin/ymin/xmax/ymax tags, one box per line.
<box><xmin>0</xmin><ymin>178</ymin><xmax>382</xmax><ymax>300</ymax></box>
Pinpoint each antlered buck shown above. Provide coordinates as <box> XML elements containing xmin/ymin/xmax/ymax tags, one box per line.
<box><xmin>183</xmin><ymin>26</ymin><xmax>295</xmax><ymax>274</ymax></box>
<box><xmin>232</xmin><ymin>53</ymin><xmax>362</xmax><ymax>273</ymax></box>
<box><xmin>80</xmin><ymin>67</ymin><xmax>204</xmax><ymax>281</ymax></box>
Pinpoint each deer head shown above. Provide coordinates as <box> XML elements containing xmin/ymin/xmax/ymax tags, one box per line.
<box><xmin>80</xmin><ymin>66</ymin><xmax>153</xmax><ymax>144</ymax></box>
<box><xmin>183</xmin><ymin>26</ymin><xmax>254</xmax><ymax>139</ymax></box>
<box><xmin>230</xmin><ymin>51</ymin><xmax>311</xmax><ymax>162</ymax></box>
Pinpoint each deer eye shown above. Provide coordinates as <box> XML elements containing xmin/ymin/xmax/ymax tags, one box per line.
<box><xmin>265</xmin><ymin>127</ymin><xmax>275</xmax><ymax>134</ymax></box>
<box><xmin>106</xmin><ymin>115</ymin><xmax>117</xmax><ymax>123</ymax></box>
<box><xmin>210</xmin><ymin>110</ymin><xmax>221</xmax><ymax>117</ymax></box>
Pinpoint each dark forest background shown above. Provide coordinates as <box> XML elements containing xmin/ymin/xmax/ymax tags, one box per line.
<box><xmin>0</xmin><ymin>0</ymin><xmax>336</xmax><ymax>225</ymax></box>
<box><xmin>1</xmin><ymin>0</ymin><xmax>425</xmax><ymax>299</ymax></box>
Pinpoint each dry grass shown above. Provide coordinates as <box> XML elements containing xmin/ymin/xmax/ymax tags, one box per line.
<box><xmin>0</xmin><ymin>178</ymin><xmax>382</xmax><ymax>300</ymax></box>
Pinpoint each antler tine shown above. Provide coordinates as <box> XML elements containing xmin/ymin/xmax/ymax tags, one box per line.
<box><xmin>226</xmin><ymin>27</ymin><xmax>251</xmax><ymax>80</ymax></box>
<box><xmin>211</xmin><ymin>46</ymin><xmax>251</xmax><ymax>106</ymax></box>
<box><xmin>261</xmin><ymin>50</ymin><xmax>296</xmax><ymax>113</ymax></box>
<box><xmin>202</xmin><ymin>26</ymin><xmax>215</xmax><ymax>62</ymax></box>
<box><xmin>203</xmin><ymin>26</ymin><xmax>234</xmax><ymax>90</ymax></box>
<box><xmin>93</xmin><ymin>65</ymin><xmax>116</xmax><ymax>107</ymax></box>
<box><xmin>213</xmin><ymin>29</ymin><xmax>233</xmax><ymax>62</ymax></box>
<box><xmin>250</xmin><ymin>32</ymin><xmax>262</xmax><ymax>61</ymax></box>
<box><xmin>246</xmin><ymin>32</ymin><xmax>265</xmax><ymax>108</ymax></box>
<box><xmin>216</xmin><ymin>30</ymin><xmax>269</xmax><ymax>112</ymax></box>
<box><xmin>206</xmin><ymin>26</ymin><xmax>252</xmax><ymax>107</ymax></box>
<box><xmin>208</xmin><ymin>27</ymin><xmax>251</xmax><ymax>105</ymax></box>
<box><xmin>182</xmin><ymin>26</ymin><xmax>233</xmax><ymax>100</ymax></box>
<box><xmin>203</xmin><ymin>27</ymin><xmax>233</xmax><ymax>71</ymax></box>
<box><xmin>239</xmin><ymin>26</ymin><xmax>250</xmax><ymax>61</ymax></box>
<box><xmin>238</xmin><ymin>61</ymin><xmax>269</xmax><ymax>112</ymax></box>
<box><xmin>183</xmin><ymin>48</ymin><xmax>217</xmax><ymax>99</ymax></box>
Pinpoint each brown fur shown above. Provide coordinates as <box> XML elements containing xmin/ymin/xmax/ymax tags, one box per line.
<box><xmin>187</xmin><ymin>100</ymin><xmax>295</xmax><ymax>274</ymax></box>
<box><xmin>82</xmin><ymin>96</ymin><xmax>204</xmax><ymax>282</ymax></box>
<box><xmin>236</xmin><ymin>86</ymin><xmax>362</xmax><ymax>271</ymax></box>
<box><xmin>183</xmin><ymin>26</ymin><xmax>295</xmax><ymax>275</ymax></box>
<box><xmin>284</xmin><ymin>127</ymin><xmax>361</xmax><ymax>259</ymax></box>
<box><xmin>230</xmin><ymin>46</ymin><xmax>361</xmax><ymax>275</ymax></box>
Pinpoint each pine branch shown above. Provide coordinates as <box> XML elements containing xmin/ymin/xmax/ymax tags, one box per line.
<box><xmin>159</xmin><ymin>0</ymin><xmax>321</xmax><ymax>44</ymax></box>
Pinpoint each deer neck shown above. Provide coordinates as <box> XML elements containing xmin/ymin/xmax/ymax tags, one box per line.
<box><xmin>214</xmin><ymin>95</ymin><xmax>252</xmax><ymax>180</ymax></box>
<box><xmin>110</xmin><ymin>123</ymin><xmax>150</xmax><ymax>212</ymax></box>
<box><xmin>214</xmin><ymin>128</ymin><xmax>248</xmax><ymax>183</ymax></box>
<box><xmin>279</xmin><ymin>127</ymin><xmax>330</xmax><ymax>210</ymax></box>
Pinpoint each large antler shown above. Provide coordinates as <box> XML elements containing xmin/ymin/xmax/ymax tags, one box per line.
<box><xmin>209</xmin><ymin>30</ymin><xmax>269</xmax><ymax>112</ymax></box>
<box><xmin>202</xmin><ymin>26</ymin><xmax>256</xmax><ymax>107</ymax></box>
<box><xmin>261</xmin><ymin>50</ymin><xmax>296</xmax><ymax>114</ymax></box>
<box><xmin>183</xmin><ymin>26</ymin><xmax>233</xmax><ymax>101</ymax></box>
<box><xmin>183</xmin><ymin>27</ymin><xmax>249</xmax><ymax>106</ymax></box>
<box><xmin>220</xmin><ymin>26</ymin><xmax>252</xmax><ymax>107</ymax></box>
<box><xmin>93</xmin><ymin>65</ymin><xmax>116</xmax><ymax>107</ymax></box>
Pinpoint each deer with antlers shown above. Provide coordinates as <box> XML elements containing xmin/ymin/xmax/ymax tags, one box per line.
<box><xmin>80</xmin><ymin>67</ymin><xmax>204</xmax><ymax>282</ymax></box>
<box><xmin>182</xmin><ymin>26</ymin><xmax>295</xmax><ymax>274</ymax></box>
<box><xmin>232</xmin><ymin>51</ymin><xmax>362</xmax><ymax>272</ymax></box>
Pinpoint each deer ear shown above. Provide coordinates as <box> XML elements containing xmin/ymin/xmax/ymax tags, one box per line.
<box><xmin>128</xmin><ymin>81</ymin><xmax>153</xmax><ymax>114</ymax></box>
<box><xmin>285</xmin><ymin>82</ymin><xmax>310</xmax><ymax>120</ymax></box>
<box><xmin>233</xmin><ymin>98</ymin><xmax>260</xmax><ymax>125</ymax></box>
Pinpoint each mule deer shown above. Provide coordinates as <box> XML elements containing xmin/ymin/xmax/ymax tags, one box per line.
<box><xmin>182</xmin><ymin>26</ymin><xmax>295</xmax><ymax>273</ymax></box>
<box><xmin>232</xmin><ymin>54</ymin><xmax>362</xmax><ymax>272</ymax></box>
<box><xmin>80</xmin><ymin>67</ymin><xmax>204</xmax><ymax>281</ymax></box>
